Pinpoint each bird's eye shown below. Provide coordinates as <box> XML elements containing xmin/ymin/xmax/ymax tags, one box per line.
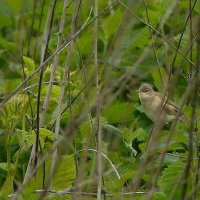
<box><xmin>142</xmin><ymin>89</ymin><xmax>149</xmax><ymax>93</ymax></box>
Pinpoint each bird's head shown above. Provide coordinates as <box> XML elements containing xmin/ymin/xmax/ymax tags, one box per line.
<box><xmin>137</xmin><ymin>83</ymin><xmax>154</xmax><ymax>100</ymax></box>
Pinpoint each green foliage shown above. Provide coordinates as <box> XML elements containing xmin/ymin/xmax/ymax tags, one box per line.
<box><xmin>0</xmin><ymin>0</ymin><xmax>199</xmax><ymax>199</ymax></box>
<box><xmin>102</xmin><ymin>101</ymin><xmax>135</xmax><ymax>125</ymax></box>
<box><xmin>35</xmin><ymin>155</ymin><xmax>76</xmax><ymax>190</ymax></box>
<box><xmin>159</xmin><ymin>160</ymin><xmax>192</xmax><ymax>199</ymax></box>
<box><xmin>23</xmin><ymin>56</ymin><xmax>35</xmax><ymax>75</ymax></box>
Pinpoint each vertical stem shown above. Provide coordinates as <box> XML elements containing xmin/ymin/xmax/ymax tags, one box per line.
<box><xmin>23</xmin><ymin>0</ymin><xmax>57</xmax><ymax>184</ymax></box>
<box><xmin>66</xmin><ymin>1</ymin><xmax>82</xmax><ymax>178</ymax></box>
<box><xmin>193</xmin><ymin>41</ymin><xmax>200</xmax><ymax>200</ymax></box>
<box><xmin>33</xmin><ymin>0</ymin><xmax>46</xmax><ymax>60</ymax></box>
<box><xmin>94</xmin><ymin>0</ymin><xmax>102</xmax><ymax>199</ymax></box>
<box><xmin>47</xmin><ymin>0</ymin><xmax>81</xmax><ymax>190</ymax></box>
<box><xmin>35</xmin><ymin>0</ymin><xmax>57</xmax><ymax>168</ymax></box>
<box><xmin>143</xmin><ymin>0</ymin><xmax>163</xmax><ymax>85</ymax></box>
<box><xmin>189</xmin><ymin>0</ymin><xmax>193</xmax><ymax>76</ymax></box>
<box><xmin>27</xmin><ymin>0</ymin><xmax>38</xmax><ymax>57</ymax></box>
<box><xmin>40</xmin><ymin>0</ymin><xmax>68</xmax><ymax>128</ymax></box>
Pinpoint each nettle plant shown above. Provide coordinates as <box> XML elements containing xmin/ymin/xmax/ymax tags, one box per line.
<box><xmin>0</xmin><ymin>0</ymin><xmax>200</xmax><ymax>199</ymax></box>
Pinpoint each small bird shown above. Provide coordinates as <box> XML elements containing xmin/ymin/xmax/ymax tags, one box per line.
<box><xmin>137</xmin><ymin>83</ymin><xmax>184</xmax><ymax>123</ymax></box>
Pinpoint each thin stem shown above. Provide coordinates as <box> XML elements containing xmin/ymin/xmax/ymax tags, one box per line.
<box><xmin>33</xmin><ymin>0</ymin><xmax>46</xmax><ymax>60</ymax></box>
<box><xmin>117</xmin><ymin>0</ymin><xmax>197</xmax><ymax>70</ymax></box>
<box><xmin>35</xmin><ymin>0</ymin><xmax>57</xmax><ymax>170</ymax></box>
<box><xmin>189</xmin><ymin>0</ymin><xmax>193</xmax><ymax>75</ymax></box>
<box><xmin>94</xmin><ymin>0</ymin><xmax>102</xmax><ymax>199</ymax></box>
<box><xmin>46</xmin><ymin>0</ymin><xmax>81</xmax><ymax>194</ymax></box>
<box><xmin>143</xmin><ymin>0</ymin><xmax>163</xmax><ymax>85</ymax></box>
<box><xmin>76</xmin><ymin>149</ymin><xmax>120</xmax><ymax>180</ymax></box>
<box><xmin>27</xmin><ymin>0</ymin><xmax>38</xmax><ymax>57</ymax></box>
<box><xmin>0</xmin><ymin>0</ymin><xmax>117</xmax><ymax>109</ymax></box>
<box><xmin>40</xmin><ymin>0</ymin><xmax>68</xmax><ymax>128</ymax></box>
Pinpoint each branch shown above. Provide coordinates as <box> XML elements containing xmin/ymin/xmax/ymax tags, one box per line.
<box><xmin>116</xmin><ymin>0</ymin><xmax>198</xmax><ymax>70</ymax></box>
<box><xmin>0</xmin><ymin>0</ymin><xmax>117</xmax><ymax>109</ymax></box>
<box><xmin>33</xmin><ymin>189</ymin><xmax>145</xmax><ymax>196</ymax></box>
<box><xmin>44</xmin><ymin>1</ymin><xmax>82</xmax><ymax>197</ymax></box>
<box><xmin>93</xmin><ymin>0</ymin><xmax>102</xmax><ymax>199</ymax></box>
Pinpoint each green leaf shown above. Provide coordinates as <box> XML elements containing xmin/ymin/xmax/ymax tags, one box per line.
<box><xmin>35</xmin><ymin>155</ymin><xmax>76</xmax><ymax>190</ymax></box>
<box><xmin>152</xmin><ymin>192</ymin><xmax>167</xmax><ymax>200</ymax></box>
<box><xmin>39</xmin><ymin>128</ymin><xmax>54</xmax><ymax>141</ymax></box>
<box><xmin>0</xmin><ymin>15</ymin><xmax>12</xmax><ymax>27</ymax></box>
<box><xmin>102</xmin><ymin>124</ymin><xmax>122</xmax><ymax>138</ymax></box>
<box><xmin>0</xmin><ymin>37</ymin><xmax>15</xmax><ymax>49</ymax></box>
<box><xmin>0</xmin><ymin>163</ymin><xmax>15</xmax><ymax>172</ymax></box>
<box><xmin>152</xmin><ymin>66</ymin><xmax>167</xmax><ymax>91</ymax></box>
<box><xmin>41</xmin><ymin>85</ymin><xmax>61</xmax><ymax>103</ymax></box>
<box><xmin>23</xmin><ymin>56</ymin><xmax>35</xmax><ymax>75</ymax></box>
<box><xmin>7</xmin><ymin>0</ymin><xmax>25</xmax><ymax>12</ymax></box>
<box><xmin>53</xmin><ymin>155</ymin><xmax>76</xmax><ymax>190</ymax></box>
<box><xmin>79</xmin><ymin>120</ymin><xmax>92</xmax><ymax>140</ymax></box>
<box><xmin>102</xmin><ymin>101</ymin><xmax>135</xmax><ymax>125</ymax></box>
<box><xmin>104</xmin><ymin>165</ymin><xmax>136</xmax><ymax>192</ymax></box>
<box><xmin>1</xmin><ymin>175</ymin><xmax>14</xmax><ymax>197</ymax></box>
<box><xmin>159</xmin><ymin>160</ymin><xmax>192</xmax><ymax>198</ymax></box>
<box><xmin>103</xmin><ymin>8</ymin><xmax>122</xmax><ymax>38</ymax></box>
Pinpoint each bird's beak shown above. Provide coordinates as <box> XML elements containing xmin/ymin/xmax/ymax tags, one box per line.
<box><xmin>136</xmin><ymin>90</ymin><xmax>140</xmax><ymax>92</ymax></box>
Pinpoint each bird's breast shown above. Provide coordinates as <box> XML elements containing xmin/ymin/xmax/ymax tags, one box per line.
<box><xmin>140</xmin><ymin>95</ymin><xmax>165</xmax><ymax>122</ymax></box>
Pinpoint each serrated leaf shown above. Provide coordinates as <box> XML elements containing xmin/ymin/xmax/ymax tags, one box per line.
<box><xmin>39</xmin><ymin>128</ymin><xmax>54</xmax><ymax>141</ymax></box>
<box><xmin>23</xmin><ymin>56</ymin><xmax>35</xmax><ymax>75</ymax></box>
<box><xmin>53</xmin><ymin>155</ymin><xmax>76</xmax><ymax>190</ymax></box>
<box><xmin>104</xmin><ymin>165</ymin><xmax>136</xmax><ymax>192</ymax></box>
<box><xmin>35</xmin><ymin>155</ymin><xmax>76</xmax><ymax>190</ymax></box>
<box><xmin>79</xmin><ymin>120</ymin><xmax>92</xmax><ymax>139</ymax></box>
<box><xmin>41</xmin><ymin>85</ymin><xmax>61</xmax><ymax>103</ymax></box>
<box><xmin>159</xmin><ymin>160</ymin><xmax>192</xmax><ymax>198</ymax></box>
<box><xmin>102</xmin><ymin>101</ymin><xmax>134</xmax><ymax>125</ymax></box>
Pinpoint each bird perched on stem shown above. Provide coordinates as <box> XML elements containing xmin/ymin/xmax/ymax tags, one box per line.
<box><xmin>137</xmin><ymin>83</ymin><xmax>184</xmax><ymax>123</ymax></box>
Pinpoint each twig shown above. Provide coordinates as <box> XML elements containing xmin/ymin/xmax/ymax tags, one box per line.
<box><xmin>0</xmin><ymin>0</ymin><xmax>117</xmax><ymax>109</ymax></box>
<box><xmin>11</xmin><ymin>100</ymin><xmax>91</xmax><ymax>199</ymax></box>
<box><xmin>180</xmin><ymin>1</ymin><xmax>196</xmax><ymax>198</ymax></box>
<box><xmin>134</xmin><ymin>18</ymin><xmax>199</xmax><ymax>196</ymax></box>
<box><xmin>33</xmin><ymin>0</ymin><xmax>46</xmax><ymax>59</ymax></box>
<box><xmin>142</xmin><ymin>0</ymin><xmax>163</xmax><ymax>85</ymax></box>
<box><xmin>168</xmin><ymin>0</ymin><xmax>198</xmax><ymax>78</ymax></box>
<box><xmin>33</xmin><ymin>189</ymin><xmax>145</xmax><ymax>196</ymax></box>
<box><xmin>116</xmin><ymin>0</ymin><xmax>197</xmax><ymax>70</ymax></box>
<box><xmin>23</xmin><ymin>0</ymin><xmax>57</xmax><ymax>188</ymax></box>
<box><xmin>151</xmin><ymin>76</ymin><xmax>199</xmax><ymax>194</ymax></box>
<box><xmin>189</xmin><ymin>0</ymin><xmax>193</xmax><ymax>75</ymax></box>
<box><xmin>40</xmin><ymin>0</ymin><xmax>68</xmax><ymax>128</ymax></box>
<box><xmin>27</xmin><ymin>0</ymin><xmax>38</xmax><ymax>57</ymax></box>
<box><xmin>76</xmin><ymin>149</ymin><xmax>120</xmax><ymax>180</ymax></box>
<box><xmin>189</xmin><ymin>39</ymin><xmax>200</xmax><ymax>200</ymax></box>
<box><xmin>22</xmin><ymin>81</ymin><xmax>67</xmax><ymax>91</ymax></box>
<box><xmin>181</xmin><ymin>83</ymin><xmax>196</xmax><ymax>199</ymax></box>
<box><xmin>93</xmin><ymin>0</ymin><xmax>102</xmax><ymax>199</ymax></box>
<box><xmin>46</xmin><ymin>0</ymin><xmax>80</xmax><ymax>193</ymax></box>
<box><xmin>35</xmin><ymin>0</ymin><xmax>57</xmax><ymax>172</ymax></box>
<box><xmin>68</xmin><ymin>0</ymin><xmax>82</xmax><ymax>185</ymax></box>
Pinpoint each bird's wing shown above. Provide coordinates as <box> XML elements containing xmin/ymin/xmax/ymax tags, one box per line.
<box><xmin>164</xmin><ymin>100</ymin><xmax>179</xmax><ymax>115</ymax></box>
<box><xmin>155</xmin><ymin>92</ymin><xmax>180</xmax><ymax>115</ymax></box>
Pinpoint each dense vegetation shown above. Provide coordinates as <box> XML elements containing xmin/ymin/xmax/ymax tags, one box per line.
<box><xmin>0</xmin><ymin>0</ymin><xmax>200</xmax><ymax>199</ymax></box>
